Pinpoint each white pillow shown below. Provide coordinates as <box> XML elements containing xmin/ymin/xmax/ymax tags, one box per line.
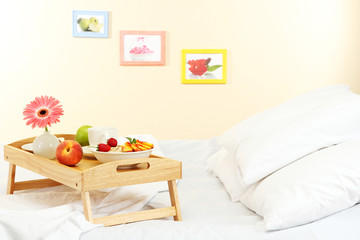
<box><xmin>240</xmin><ymin>140</ymin><xmax>360</xmax><ymax>230</ymax></box>
<box><xmin>219</xmin><ymin>85</ymin><xmax>360</xmax><ymax>185</ymax></box>
<box><xmin>207</xmin><ymin>148</ymin><xmax>247</xmax><ymax>202</ymax></box>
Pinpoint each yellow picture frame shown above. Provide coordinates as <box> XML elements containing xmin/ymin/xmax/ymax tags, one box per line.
<box><xmin>182</xmin><ymin>49</ymin><xmax>227</xmax><ymax>84</ymax></box>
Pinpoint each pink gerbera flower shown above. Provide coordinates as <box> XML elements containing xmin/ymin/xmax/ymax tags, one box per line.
<box><xmin>23</xmin><ymin>96</ymin><xmax>64</xmax><ymax>130</ymax></box>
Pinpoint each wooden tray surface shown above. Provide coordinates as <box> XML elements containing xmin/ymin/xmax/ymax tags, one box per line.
<box><xmin>4</xmin><ymin>134</ymin><xmax>182</xmax><ymax>191</ymax></box>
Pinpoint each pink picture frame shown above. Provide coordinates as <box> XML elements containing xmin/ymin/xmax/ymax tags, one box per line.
<box><xmin>120</xmin><ymin>31</ymin><xmax>165</xmax><ymax>66</ymax></box>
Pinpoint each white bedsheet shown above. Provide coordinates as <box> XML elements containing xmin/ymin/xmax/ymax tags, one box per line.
<box><xmin>2</xmin><ymin>139</ymin><xmax>360</xmax><ymax>240</ymax></box>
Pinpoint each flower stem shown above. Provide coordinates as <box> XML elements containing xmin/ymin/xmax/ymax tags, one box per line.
<box><xmin>45</xmin><ymin>126</ymin><xmax>48</xmax><ymax>132</ymax></box>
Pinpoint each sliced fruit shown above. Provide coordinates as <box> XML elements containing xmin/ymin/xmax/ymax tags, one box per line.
<box><xmin>131</xmin><ymin>144</ymin><xmax>141</xmax><ymax>152</ymax></box>
<box><xmin>121</xmin><ymin>145</ymin><xmax>133</xmax><ymax>152</ymax></box>
<box><xmin>122</xmin><ymin>137</ymin><xmax>154</xmax><ymax>152</ymax></box>
<box><xmin>136</xmin><ymin>144</ymin><xmax>148</xmax><ymax>151</ymax></box>
<box><xmin>136</xmin><ymin>143</ymin><xmax>149</xmax><ymax>150</ymax></box>
<box><xmin>141</xmin><ymin>142</ymin><xmax>154</xmax><ymax>149</ymax></box>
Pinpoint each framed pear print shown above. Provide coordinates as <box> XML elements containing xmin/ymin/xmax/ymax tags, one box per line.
<box><xmin>73</xmin><ymin>10</ymin><xmax>109</xmax><ymax>38</ymax></box>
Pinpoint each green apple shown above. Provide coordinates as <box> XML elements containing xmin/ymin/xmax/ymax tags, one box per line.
<box><xmin>77</xmin><ymin>18</ymin><xmax>90</xmax><ymax>31</ymax></box>
<box><xmin>75</xmin><ymin>125</ymin><xmax>92</xmax><ymax>146</ymax></box>
<box><xmin>89</xmin><ymin>23</ymin><xmax>103</xmax><ymax>32</ymax></box>
<box><xmin>90</xmin><ymin>17</ymin><xmax>99</xmax><ymax>24</ymax></box>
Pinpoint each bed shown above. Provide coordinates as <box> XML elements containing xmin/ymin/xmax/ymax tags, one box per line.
<box><xmin>0</xmin><ymin>137</ymin><xmax>360</xmax><ymax>240</ymax></box>
<box><xmin>2</xmin><ymin>85</ymin><xmax>360</xmax><ymax>240</ymax></box>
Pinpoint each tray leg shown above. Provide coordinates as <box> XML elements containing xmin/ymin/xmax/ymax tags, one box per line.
<box><xmin>7</xmin><ymin>163</ymin><xmax>16</xmax><ymax>194</ymax></box>
<box><xmin>81</xmin><ymin>191</ymin><xmax>93</xmax><ymax>223</ymax></box>
<box><xmin>80</xmin><ymin>181</ymin><xmax>182</xmax><ymax>226</ymax></box>
<box><xmin>168</xmin><ymin>180</ymin><xmax>182</xmax><ymax>221</ymax></box>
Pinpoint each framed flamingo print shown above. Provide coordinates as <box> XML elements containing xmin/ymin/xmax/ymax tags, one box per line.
<box><xmin>182</xmin><ymin>49</ymin><xmax>227</xmax><ymax>84</ymax></box>
<box><xmin>120</xmin><ymin>31</ymin><xmax>165</xmax><ymax>66</ymax></box>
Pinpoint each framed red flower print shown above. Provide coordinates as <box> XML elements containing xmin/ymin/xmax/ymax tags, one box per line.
<box><xmin>182</xmin><ymin>49</ymin><xmax>227</xmax><ymax>84</ymax></box>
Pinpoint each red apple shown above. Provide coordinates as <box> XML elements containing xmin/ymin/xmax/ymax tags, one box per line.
<box><xmin>56</xmin><ymin>140</ymin><xmax>83</xmax><ymax>166</ymax></box>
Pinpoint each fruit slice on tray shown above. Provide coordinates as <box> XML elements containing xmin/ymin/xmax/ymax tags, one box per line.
<box><xmin>121</xmin><ymin>137</ymin><xmax>154</xmax><ymax>152</ymax></box>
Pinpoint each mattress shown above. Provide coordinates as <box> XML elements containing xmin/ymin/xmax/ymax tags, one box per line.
<box><xmin>1</xmin><ymin>138</ymin><xmax>360</xmax><ymax>240</ymax></box>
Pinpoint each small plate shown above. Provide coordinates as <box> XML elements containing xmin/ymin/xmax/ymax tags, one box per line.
<box><xmin>82</xmin><ymin>146</ymin><xmax>95</xmax><ymax>157</ymax></box>
<box><xmin>21</xmin><ymin>138</ymin><xmax>86</xmax><ymax>153</ymax></box>
<box><xmin>21</xmin><ymin>143</ymin><xmax>33</xmax><ymax>152</ymax></box>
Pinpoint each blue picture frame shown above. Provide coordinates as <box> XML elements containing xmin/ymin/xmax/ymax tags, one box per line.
<box><xmin>73</xmin><ymin>10</ymin><xmax>109</xmax><ymax>38</ymax></box>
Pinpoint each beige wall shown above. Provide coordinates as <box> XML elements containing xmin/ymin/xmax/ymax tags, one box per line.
<box><xmin>1</xmin><ymin>0</ymin><xmax>360</xmax><ymax>143</ymax></box>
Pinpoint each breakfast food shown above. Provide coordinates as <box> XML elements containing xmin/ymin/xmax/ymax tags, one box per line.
<box><xmin>56</xmin><ymin>140</ymin><xmax>83</xmax><ymax>166</ymax></box>
<box><xmin>98</xmin><ymin>143</ymin><xmax>111</xmax><ymax>152</ymax></box>
<box><xmin>96</xmin><ymin>137</ymin><xmax>154</xmax><ymax>153</ymax></box>
<box><xmin>107</xmin><ymin>138</ymin><xmax>118</xmax><ymax>147</ymax></box>
<box><xmin>120</xmin><ymin>137</ymin><xmax>154</xmax><ymax>152</ymax></box>
<box><xmin>75</xmin><ymin>125</ymin><xmax>92</xmax><ymax>146</ymax></box>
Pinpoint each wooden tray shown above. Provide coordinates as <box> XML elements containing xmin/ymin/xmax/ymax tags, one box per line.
<box><xmin>3</xmin><ymin>134</ymin><xmax>182</xmax><ymax>226</ymax></box>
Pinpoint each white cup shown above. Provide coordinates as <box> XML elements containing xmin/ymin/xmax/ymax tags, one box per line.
<box><xmin>88</xmin><ymin>127</ymin><xmax>118</xmax><ymax>147</ymax></box>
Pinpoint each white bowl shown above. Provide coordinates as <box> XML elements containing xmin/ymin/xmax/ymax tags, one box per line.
<box><xmin>90</xmin><ymin>148</ymin><xmax>153</xmax><ymax>163</ymax></box>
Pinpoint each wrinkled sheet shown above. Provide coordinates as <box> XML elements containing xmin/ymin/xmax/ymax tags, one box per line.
<box><xmin>0</xmin><ymin>144</ymin><xmax>165</xmax><ymax>240</ymax></box>
<box><xmin>2</xmin><ymin>138</ymin><xmax>360</xmax><ymax>240</ymax></box>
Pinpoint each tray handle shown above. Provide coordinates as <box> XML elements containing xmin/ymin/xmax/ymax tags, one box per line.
<box><xmin>116</xmin><ymin>161</ymin><xmax>150</xmax><ymax>171</ymax></box>
<box><xmin>83</xmin><ymin>157</ymin><xmax>162</xmax><ymax>174</ymax></box>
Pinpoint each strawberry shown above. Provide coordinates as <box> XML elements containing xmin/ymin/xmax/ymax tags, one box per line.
<box><xmin>97</xmin><ymin>143</ymin><xmax>111</xmax><ymax>152</ymax></box>
<box><xmin>107</xmin><ymin>138</ymin><xmax>118</xmax><ymax>147</ymax></box>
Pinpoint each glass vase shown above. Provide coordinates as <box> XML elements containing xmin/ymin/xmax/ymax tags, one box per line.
<box><xmin>32</xmin><ymin>130</ymin><xmax>60</xmax><ymax>159</ymax></box>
